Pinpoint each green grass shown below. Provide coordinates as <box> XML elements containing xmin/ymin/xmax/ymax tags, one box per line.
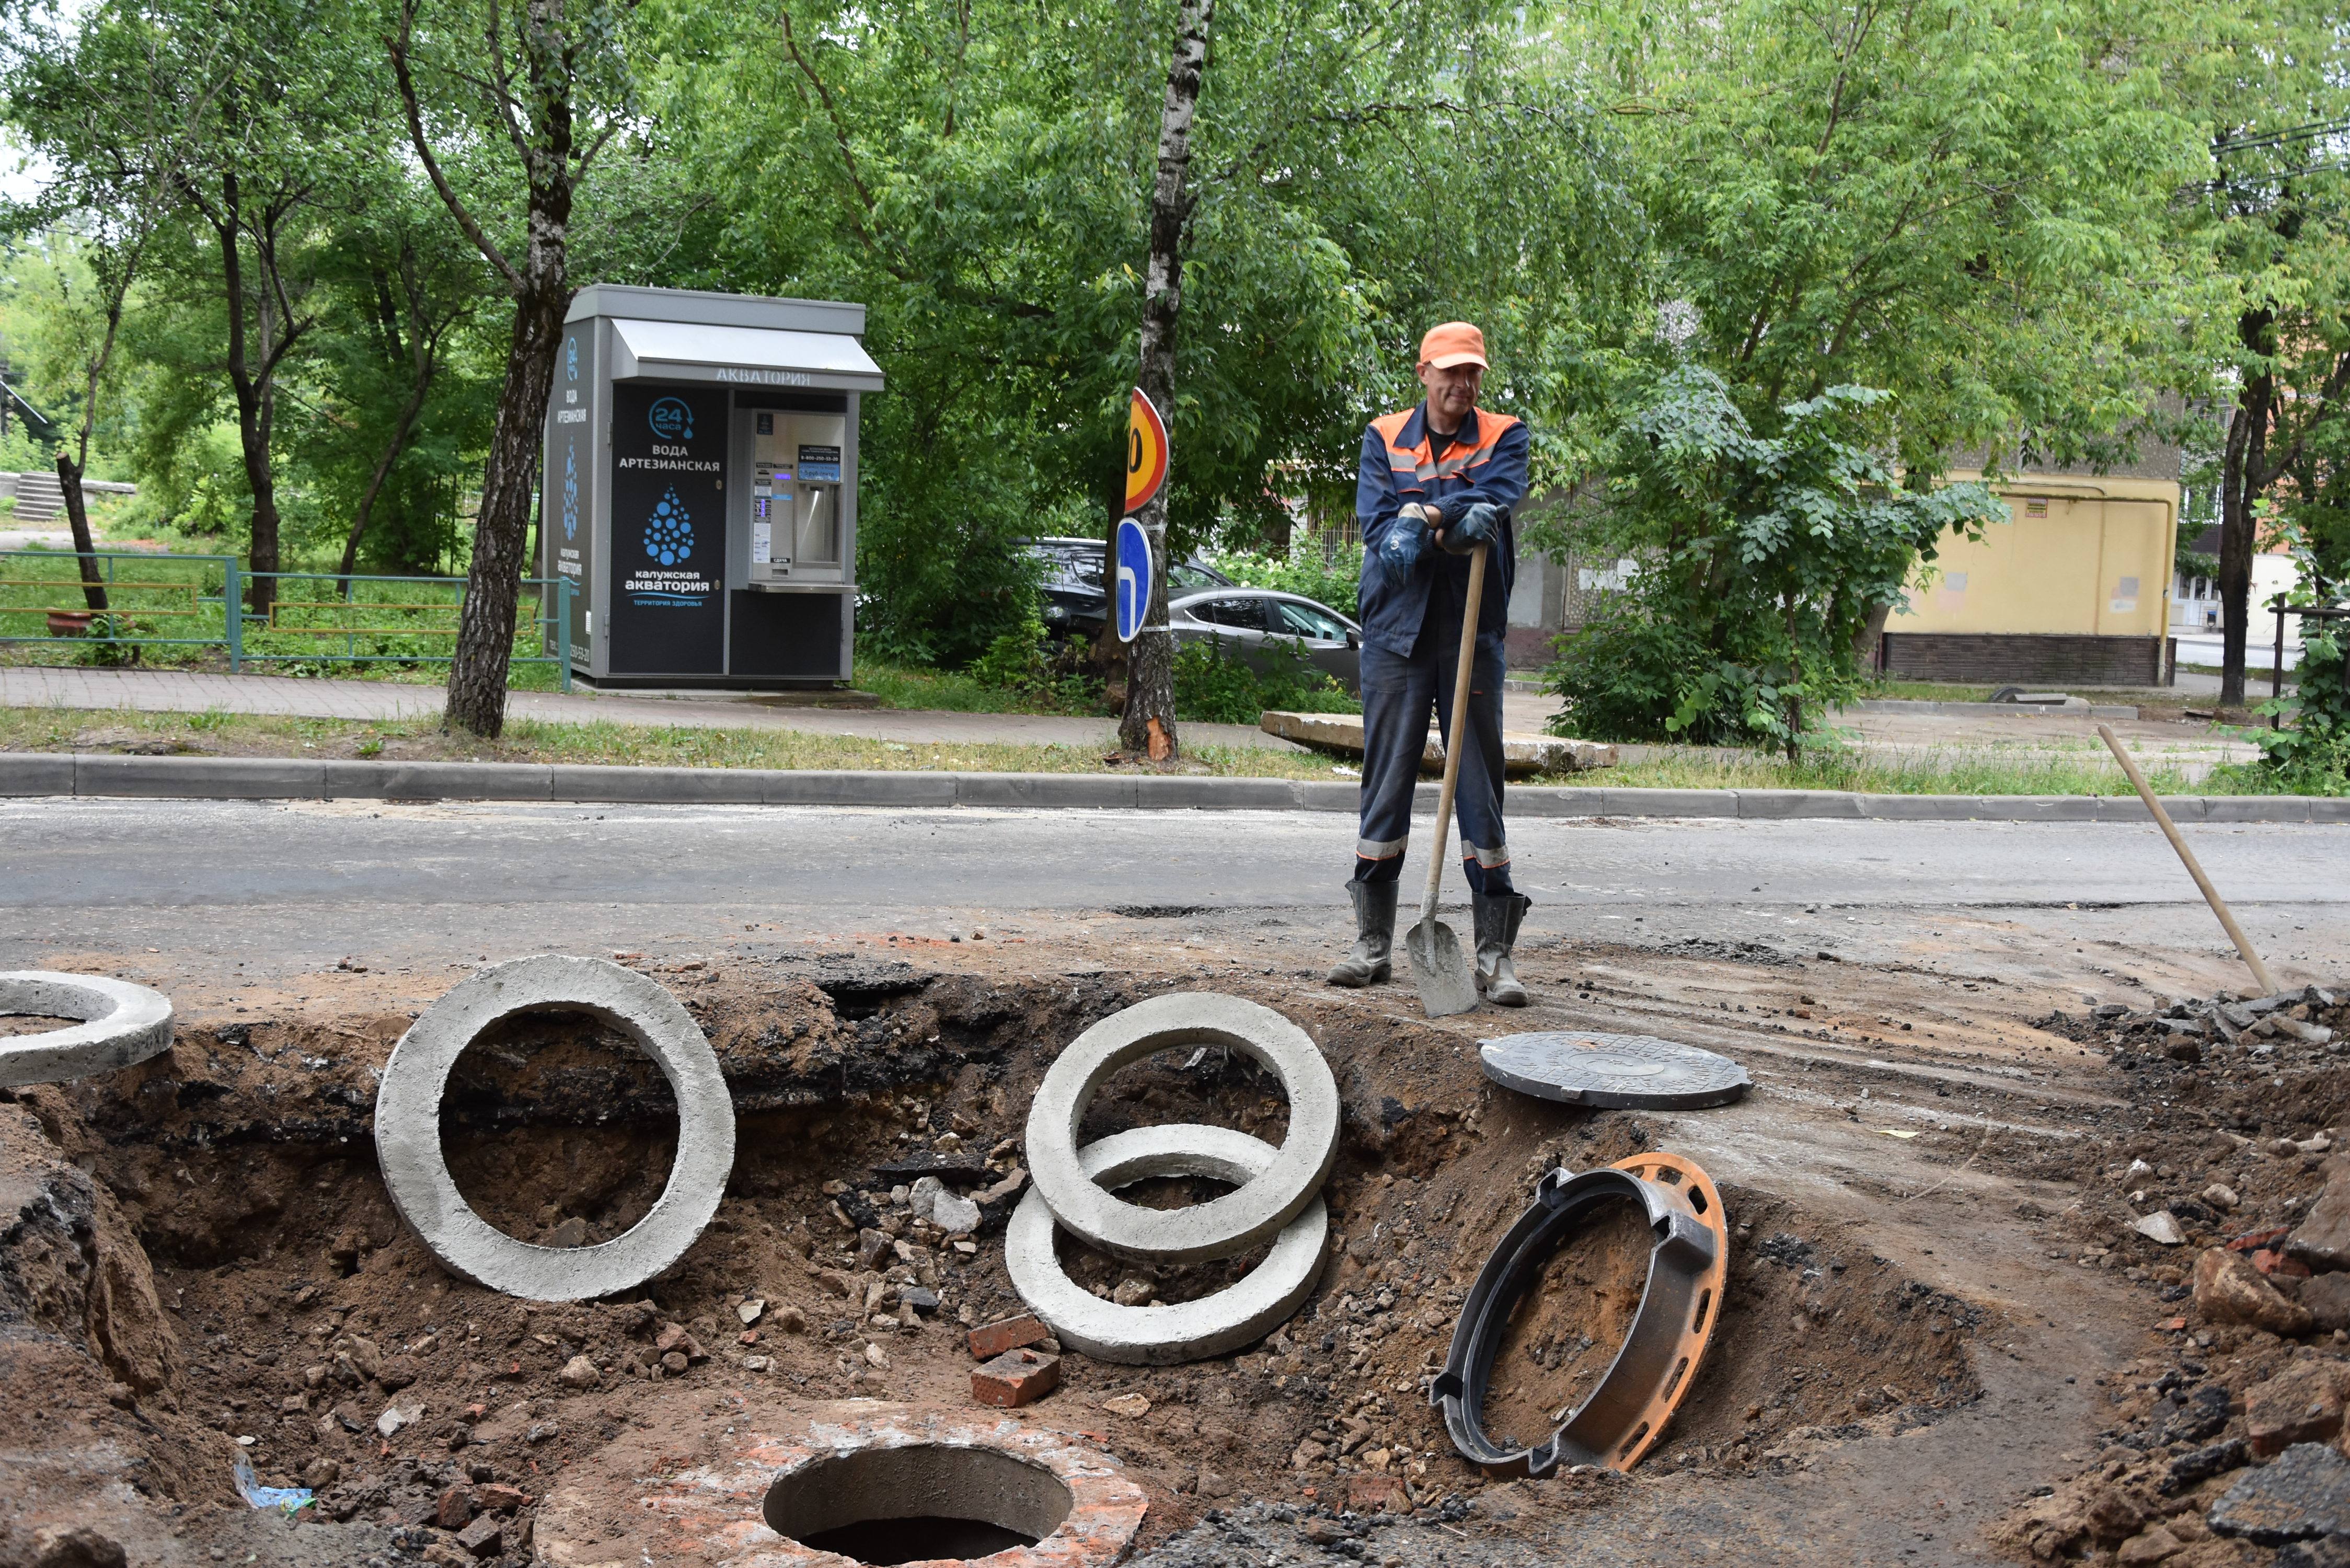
<box><xmin>852</xmin><ymin>659</ymin><xmax>1107</xmax><ymax>716</ymax></box>
<box><xmin>0</xmin><ymin>705</ymin><xmax>1365</xmax><ymax>781</ymax></box>
<box><xmin>1603</xmin><ymin>744</ymin><xmax>2217</xmax><ymax>796</ymax></box>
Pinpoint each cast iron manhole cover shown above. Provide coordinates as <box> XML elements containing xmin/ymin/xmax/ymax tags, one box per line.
<box><xmin>1477</xmin><ymin>1031</ymin><xmax>1752</xmax><ymax>1109</ymax></box>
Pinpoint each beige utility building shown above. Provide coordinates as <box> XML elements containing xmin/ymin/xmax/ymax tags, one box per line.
<box><xmin>1879</xmin><ymin>472</ymin><xmax>2180</xmax><ymax>685</ymax></box>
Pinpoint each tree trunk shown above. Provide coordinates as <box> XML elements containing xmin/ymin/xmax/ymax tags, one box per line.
<box><xmin>1853</xmin><ymin>600</ymin><xmax>1892</xmax><ymax>673</ymax></box>
<box><xmin>1116</xmin><ymin>0</ymin><xmax>1212</xmax><ymax>760</ymax></box>
<box><xmin>215</xmin><ymin>175</ymin><xmax>289</xmax><ymax>619</ymax></box>
<box><xmin>444</xmin><ymin>269</ymin><xmax>569</xmax><ymax>737</ymax></box>
<box><xmin>2218</xmin><ymin>357</ymin><xmax>2269</xmax><ymax>711</ymax></box>
<box><xmin>53</xmin><ymin>451</ymin><xmax>109</xmax><ymax>614</ymax></box>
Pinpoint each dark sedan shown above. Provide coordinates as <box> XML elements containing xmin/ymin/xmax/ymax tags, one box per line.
<box><xmin>1170</xmin><ymin>587</ymin><xmax>1362</xmax><ymax>692</ymax></box>
<box><xmin>1023</xmin><ymin>537</ymin><xmax>1233</xmax><ymax>639</ymax></box>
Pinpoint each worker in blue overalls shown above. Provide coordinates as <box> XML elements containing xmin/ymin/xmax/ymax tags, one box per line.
<box><xmin>1327</xmin><ymin>321</ymin><xmax>1530</xmax><ymax>1005</ymax></box>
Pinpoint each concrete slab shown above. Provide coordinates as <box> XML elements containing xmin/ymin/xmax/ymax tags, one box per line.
<box><xmin>1259</xmin><ymin>709</ymin><xmax>1616</xmax><ymax>776</ymax></box>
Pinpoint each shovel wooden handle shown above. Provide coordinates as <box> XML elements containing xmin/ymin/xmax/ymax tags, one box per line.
<box><xmin>1421</xmin><ymin>542</ymin><xmax>1489</xmax><ymax>927</ymax></box>
<box><xmin>2096</xmin><ymin>723</ymin><xmax>2278</xmax><ymax>996</ymax></box>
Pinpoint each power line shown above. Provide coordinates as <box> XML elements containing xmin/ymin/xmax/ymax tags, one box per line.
<box><xmin>2212</xmin><ymin>118</ymin><xmax>2350</xmax><ymax>156</ymax></box>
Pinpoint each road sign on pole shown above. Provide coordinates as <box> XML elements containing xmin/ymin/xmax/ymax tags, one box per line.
<box><xmin>1125</xmin><ymin>389</ymin><xmax>1168</xmax><ymax>514</ymax></box>
<box><xmin>1115</xmin><ymin>515</ymin><xmax>1153</xmax><ymax>644</ymax></box>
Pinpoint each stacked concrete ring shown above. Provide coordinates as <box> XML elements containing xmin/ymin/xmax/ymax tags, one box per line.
<box><xmin>1006</xmin><ymin>1124</ymin><xmax>1329</xmax><ymax>1365</ymax></box>
<box><xmin>1024</xmin><ymin>992</ymin><xmax>1339</xmax><ymax>1264</ymax></box>
<box><xmin>373</xmin><ymin>954</ymin><xmax>735</xmax><ymax>1302</ymax></box>
<box><xmin>0</xmin><ymin>971</ymin><xmax>175</xmax><ymax>1088</ymax></box>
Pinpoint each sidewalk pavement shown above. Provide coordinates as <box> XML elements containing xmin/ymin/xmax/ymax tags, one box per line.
<box><xmin>0</xmin><ymin>663</ymin><xmax>1310</xmax><ymax>754</ymax></box>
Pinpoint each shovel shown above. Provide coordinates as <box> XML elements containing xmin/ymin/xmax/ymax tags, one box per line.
<box><xmin>1404</xmin><ymin>539</ymin><xmax>1489</xmax><ymax>1018</ymax></box>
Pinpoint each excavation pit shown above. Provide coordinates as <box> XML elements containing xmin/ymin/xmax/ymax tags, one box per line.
<box><xmin>0</xmin><ymin>955</ymin><xmax>1999</xmax><ymax>1564</ymax></box>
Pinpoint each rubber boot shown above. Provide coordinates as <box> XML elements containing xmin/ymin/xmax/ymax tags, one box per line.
<box><xmin>1472</xmin><ymin>891</ymin><xmax>1532</xmax><ymax>1007</ymax></box>
<box><xmin>1326</xmin><ymin>880</ymin><xmax>1398</xmax><ymax>988</ymax></box>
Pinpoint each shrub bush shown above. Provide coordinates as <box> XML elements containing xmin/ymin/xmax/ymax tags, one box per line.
<box><xmin>1172</xmin><ymin>638</ymin><xmax>1358</xmax><ymax>724</ymax></box>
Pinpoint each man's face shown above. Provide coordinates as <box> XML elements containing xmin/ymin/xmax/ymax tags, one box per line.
<box><xmin>1416</xmin><ymin>361</ymin><xmax>1482</xmax><ymax>425</ymax></box>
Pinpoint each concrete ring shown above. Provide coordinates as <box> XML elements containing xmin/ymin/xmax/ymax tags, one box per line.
<box><xmin>0</xmin><ymin>971</ymin><xmax>174</xmax><ymax>1088</ymax></box>
<box><xmin>1006</xmin><ymin>1124</ymin><xmax>1329</xmax><ymax>1365</ymax></box>
<box><xmin>1024</xmin><ymin>992</ymin><xmax>1338</xmax><ymax>1263</ymax></box>
<box><xmin>374</xmin><ymin>954</ymin><xmax>736</xmax><ymax>1302</ymax></box>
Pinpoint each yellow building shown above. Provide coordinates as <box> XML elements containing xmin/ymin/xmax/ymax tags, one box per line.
<box><xmin>1882</xmin><ymin>472</ymin><xmax>2180</xmax><ymax>686</ymax></box>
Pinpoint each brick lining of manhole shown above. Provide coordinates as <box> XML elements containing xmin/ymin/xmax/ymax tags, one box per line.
<box><xmin>535</xmin><ymin>1399</ymin><xmax>1148</xmax><ymax>1568</ymax></box>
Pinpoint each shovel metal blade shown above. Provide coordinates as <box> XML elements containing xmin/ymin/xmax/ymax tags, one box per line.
<box><xmin>1405</xmin><ymin>915</ymin><xmax>1479</xmax><ymax>1018</ymax></box>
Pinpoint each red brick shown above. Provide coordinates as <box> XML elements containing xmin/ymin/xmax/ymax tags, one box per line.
<box><xmin>454</xmin><ymin>1514</ymin><xmax>504</xmax><ymax>1558</ymax></box>
<box><xmin>968</xmin><ymin>1313</ymin><xmax>1051</xmax><ymax>1361</ymax></box>
<box><xmin>434</xmin><ymin>1485</ymin><xmax>475</xmax><ymax>1530</ymax></box>
<box><xmin>971</xmin><ymin>1347</ymin><xmax>1060</xmax><ymax>1408</ymax></box>
<box><xmin>1345</xmin><ymin>1476</ymin><xmax>1405</xmax><ymax>1515</ymax></box>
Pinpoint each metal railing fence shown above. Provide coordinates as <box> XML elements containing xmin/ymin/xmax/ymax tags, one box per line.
<box><xmin>0</xmin><ymin>549</ymin><xmax>573</xmax><ymax>691</ymax></box>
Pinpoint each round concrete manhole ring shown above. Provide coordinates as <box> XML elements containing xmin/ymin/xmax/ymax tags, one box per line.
<box><xmin>535</xmin><ymin>1398</ymin><xmax>1149</xmax><ymax>1568</ymax></box>
<box><xmin>1006</xmin><ymin>1124</ymin><xmax>1329</xmax><ymax>1364</ymax></box>
<box><xmin>373</xmin><ymin>954</ymin><xmax>735</xmax><ymax>1301</ymax></box>
<box><xmin>1477</xmin><ymin>1031</ymin><xmax>1751</xmax><ymax>1110</ymax></box>
<box><xmin>1026</xmin><ymin>992</ymin><xmax>1339</xmax><ymax>1264</ymax></box>
<box><xmin>0</xmin><ymin>971</ymin><xmax>174</xmax><ymax>1088</ymax></box>
<box><xmin>1431</xmin><ymin>1158</ymin><xmax>1726</xmax><ymax>1477</ymax></box>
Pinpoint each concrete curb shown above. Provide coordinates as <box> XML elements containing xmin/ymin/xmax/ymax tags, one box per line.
<box><xmin>1</xmin><ymin>751</ymin><xmax>2344</xmax><ymax>822</ymax></box>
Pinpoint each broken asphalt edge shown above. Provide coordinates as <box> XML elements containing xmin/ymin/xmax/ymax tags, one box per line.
<box><xmin>0</xmin><ymin>751</ymin><xmax>2345</xmax><ymax>822</ymax></box>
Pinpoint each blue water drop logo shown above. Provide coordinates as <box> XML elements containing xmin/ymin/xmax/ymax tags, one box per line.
<box><xmin>566</xmin><ymin>337</ymin><xmax>578</xmax><ymax>382</ymax></box>
<box><xmin>644</xmin><ymin>488</ymin><xmax>694</xmax><ymax>566</ymax></box>
<box><xmin>649</xmin><ymin>397</ymin><xmax>694</xmax><ymax>441</ymax></box>
<box><xmin>561</xmin><ymin>442</ymin><xmax>579</xmax><ymax>540</ymax></box>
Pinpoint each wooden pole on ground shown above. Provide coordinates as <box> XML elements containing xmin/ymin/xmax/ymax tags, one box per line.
<box><xmin>2096</xmin><ymin>722</ymin><xmax>2278</xmax><ymax>996</ymax></box>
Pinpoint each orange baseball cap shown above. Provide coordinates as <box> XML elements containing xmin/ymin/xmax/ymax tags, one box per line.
<box><xmin>1419</xmin><ymin>321</ymin><xmax>1489</xmax><ymax>370</ymax></box>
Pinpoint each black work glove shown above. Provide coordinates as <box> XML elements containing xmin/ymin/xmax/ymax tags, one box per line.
<box><xmin>1436</xmin><ymin>501</ymin><xmax>1508</xmax><ymax>555</ymax></box>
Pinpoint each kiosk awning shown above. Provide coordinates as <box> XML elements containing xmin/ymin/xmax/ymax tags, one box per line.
<box><xmin>608</xmin><ymin>318</ymin><xmax>885</xmax><ymax>392</ymax></box>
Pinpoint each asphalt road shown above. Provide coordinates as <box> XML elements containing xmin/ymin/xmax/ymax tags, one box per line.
<box><xmin>3</xmin><ymin>798</ymin><xmax>2344</xmax><ymax>984</ymax></box>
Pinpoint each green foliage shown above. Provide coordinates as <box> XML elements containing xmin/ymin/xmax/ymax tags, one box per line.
<box><xmin>856</xmin><ymin>495</ymin><xmax>1042</xmax><ymax>668</ymax></box>
<box><xmin>2244</xmin><ymin>628</ymin><xmax>2350</xmax><ymax>794</ymax></box>
<box><xmin>1171</xmin><ymin>638</ymin><xmax>1357</xmax><ymax>725</ymax></box>
<box><xmin>1608</xmin><ymin>0</ymin><xmax>2209</xmax><ymax>470</ymax></box>
<box><xmin>968</xmin><ymin>599</ymin><xmax>1052</xmax><ymax>693</ymax></box>
<box><xmin>1209</xmin><ymin>543</ymin><xmax>1364</xmax><ymax>619</ymax></box>
<box><xmin>1543</xmin><ymin>364</ymin><xmax>2003</xmax><ymax>750</ymax></box>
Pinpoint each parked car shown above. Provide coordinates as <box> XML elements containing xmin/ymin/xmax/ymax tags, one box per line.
<box><xmin>1021</xmin><ymin>536</ymin><xmax>1234</xmax><ymax>639</ymax></box>
<box><xmin>1170</xmin><ymin>587</ymin><xmax>1362</xmax><ymax>693</ymax></box>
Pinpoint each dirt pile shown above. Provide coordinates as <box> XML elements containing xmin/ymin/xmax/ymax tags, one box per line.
<box><xmin>1988</xmin><ymin>985</ymin><xmax>2350</xmax><ymax>1564</ymax></box>
<box><xmin>0</xmin><ymin>956</ymin><xmax>1997</xmax><ymax>1565</ymax></box>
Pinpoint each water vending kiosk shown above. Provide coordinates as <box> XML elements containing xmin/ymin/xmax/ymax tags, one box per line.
<box><xmin>543</xmin><ymin>285</ymin><xmax>884</xmax><ymax>687</ymax></box>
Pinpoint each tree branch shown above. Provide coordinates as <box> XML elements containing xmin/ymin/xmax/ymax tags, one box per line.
<box><xmin>390</xmin><ymin>0</ymin><xmax>521</xmax><ymax>291</ymax></box>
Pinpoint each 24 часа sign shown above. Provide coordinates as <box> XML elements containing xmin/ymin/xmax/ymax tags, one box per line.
<box><xmin>609</xmin><ymin>385</ymin><xmax>725</xmax><ymax>673</ymax></box>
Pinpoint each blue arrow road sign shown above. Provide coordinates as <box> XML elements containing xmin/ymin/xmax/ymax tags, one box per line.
<box><xmin>1115</xmin><ymin>515</ymin><xmax>1153</xmax><ymax>643</ymax></box>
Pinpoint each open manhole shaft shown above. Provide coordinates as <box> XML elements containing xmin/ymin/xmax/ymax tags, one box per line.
<box><xmin>1431</xmin><ymin>1155</ymin><xmax>1727</xmax><ymax>1477</ymax></box>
